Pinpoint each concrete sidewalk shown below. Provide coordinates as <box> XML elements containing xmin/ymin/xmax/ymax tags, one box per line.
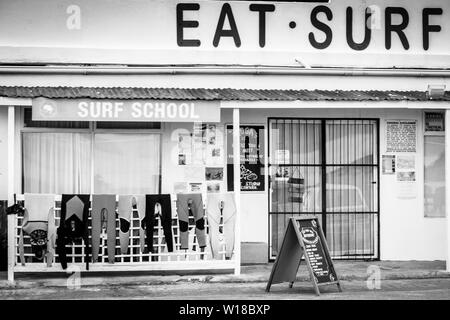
<box><xmin>0</xmin><ymin>261</ymin><xmax>448</xmax><ymax>289</ymax></box>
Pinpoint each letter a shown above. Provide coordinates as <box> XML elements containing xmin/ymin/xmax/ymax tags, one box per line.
<box><xmin>213</xmin><ymin>4</ymin><xmax>241</xmax><ymax>47</ymax></box>
<box><xmin>67</xmin><ymin>5</ymin><xmax>81</xmax><ymax>30</ymax></box>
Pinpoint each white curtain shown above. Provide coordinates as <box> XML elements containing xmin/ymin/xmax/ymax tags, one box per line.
<box><xmin>94</xmin><ymin>133</ymin><xmax>160</xmax><ymax>194</ymax></box>
<box><xmin>23</xmin><ymin>132</ymin><xmax>161</xmax><ymax>195</ymax></box>
<box><xmin>23</xmin><ymin>132</ymin><xmax>92</xmax><ymax>194</ymax></box>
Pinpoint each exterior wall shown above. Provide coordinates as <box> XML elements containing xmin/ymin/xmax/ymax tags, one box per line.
<box><xmin>156</xmin><ymin>106</ymin><xmax>447</xmax><ymax>262</ymax></box>
<box><xmin>1</xmin><ymin>0</ymin><xmax>449</xmax><ymax>68</ymax></box>
<box><xmin>2</xmin><ymin>101</ymin><xmax>447</xmax><ymax>262</ymax></box>
<box><xmin>229</xmin><ymin>107</ymin><xmax>445</xmax><ymax>262</ymax></box>
<box><xmin>0</xmin><ymin>72</ymin><xmax>447</xmax><ymax>263</ymax></box>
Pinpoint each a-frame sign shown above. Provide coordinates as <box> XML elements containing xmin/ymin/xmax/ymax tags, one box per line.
<box><xmin>266</xmin><ymin>217</ymin><xmax>342</xmax><ymax>296</ymax></box>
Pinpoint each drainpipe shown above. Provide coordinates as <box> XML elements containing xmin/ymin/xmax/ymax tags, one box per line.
<box><xmin>0</xmin><ymin>66</ymin><xmax>450</xmax><ymax>77</ymax></box>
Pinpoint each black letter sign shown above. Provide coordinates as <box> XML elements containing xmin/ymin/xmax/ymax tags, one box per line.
<box><xmin>177</xmin><ymin>3</ymin><xmax>200</xmax><ymax>47</ymax></box>
<box><xmin>249</xmin><ymin>4</ymin><xmax>276</xmax><ymax>48</ymax></box>
<box><xmin>422</xmin><ymin>8</ymin><xmax>443</xmax><ymax>51</ymax></box>
<box><xmin>385</xmin><ymin>7</ymin><xmax>410</xmax><ymax>50</ymax></box>
<box><xmin>346</xmin><ymin>7</ymin><xmax>372</xmax><ymax>51</ymax></box>
<box><xmin>309</xmin><ymin>6</ymin><xmax>333</xmax><ymax>50</ymax></box>
<box><xmin>213</xmin><ymin>3</ymin><xmax>241</xmax><ymax>47</ymax></box>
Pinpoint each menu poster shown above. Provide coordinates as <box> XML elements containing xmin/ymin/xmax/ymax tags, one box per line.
<box><xmin>266</xmin><ymin>217</ymin><xmax>341</xmax><ymax>295</ymax></box>
<box><xmin>297</xmin><ymin>219</ymin><xmax>338</xmax><ymax>284</ymax></box>
<box><xmin>226</xmin><ymin>124</ymin><xmax>265</xmax><ymax>192</ymax></box>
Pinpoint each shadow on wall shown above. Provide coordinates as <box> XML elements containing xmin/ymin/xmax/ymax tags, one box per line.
<box><xmin>0</xmin><ymin>201</ymin><xmax>7</xmax><ymax>271</ymax></box>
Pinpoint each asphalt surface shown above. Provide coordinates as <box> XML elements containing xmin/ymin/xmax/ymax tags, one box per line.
<box><xmin>0</xmin><ymin>278</ymin><xmax>449</xmax><ymax>300</ymax></box>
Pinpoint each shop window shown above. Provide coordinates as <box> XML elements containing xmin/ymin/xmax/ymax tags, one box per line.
<box><xmin>22</xmin><ymin>131</ymin><xmax>161</xmax><ymax>194</ymax></box>
<box><xmin>424</xmin><ymin>111</ymin><xmax>446</xmax><ymax>218</ymax></box>
<box><xmin>22</xmin><ymin>132</ymin><xmax>92</xmax><ymax>193</ymax></box>
<box><xmin>24</xmin><ymin>108</ymin><xmax>89</xmax><ymax>129</ymax></box>
<box><xmin>94</xmin><ymin>133</ymin><xmax>160</xmax><ymax>194</ymax></box>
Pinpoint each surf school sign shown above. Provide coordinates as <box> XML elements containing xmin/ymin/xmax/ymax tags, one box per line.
<box><xmin>32</xmin><ymin>98</ymin><xmax>221</xmax><ymax>122</ymax></box>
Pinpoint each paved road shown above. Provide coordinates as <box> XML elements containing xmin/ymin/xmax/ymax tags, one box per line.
<box><xmin>0</xmin><ymin>278</ymin><xmax>449</xmax><ymax>300</ymax></box>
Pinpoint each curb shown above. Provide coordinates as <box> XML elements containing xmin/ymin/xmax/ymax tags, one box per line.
<box><xmin>1</xmin><ymin>270</ymin><xmax>449</xmax><ymax>290</ymax></box>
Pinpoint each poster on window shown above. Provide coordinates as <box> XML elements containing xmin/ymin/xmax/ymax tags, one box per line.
<box><xmin>207</xmin><ymin>182</ymin><xmax>221</xmax><ymax>193</ymax></box>
<box><xmin>396</xmin><ymin>177</ymin><xmax>417</xmax><ymax>199</ymax></box>
<box><xmin>395</xmin><ymin>154</ymin><xmax>417</xmax><ymax>199</ymax></box>
<box><xmin>173</xmin><ymin>182</ymin><xmax>188</xmax><ymax>194</ymax></box>
<box><xmin>226</xmin><ymin>125</ymin><xmax>265</xmax><ymax>192</ymax></box>
<box><xmin>382</xmin><ymin>155</ymin><xmax>396</xmax><ymax>175</ymax></box>
<box><xmin>385</xmin><ymin>120</ymin><xmax>417</xmax><ymax>153</ymax></box>
<box><xmin>184</xmin><ymin>166</ymin><xmax>205</xmax><ymax>181</ymax></box>
<box><xmin>178</xmin><ymin>133</ymin><xmax>192</xmax><ymax>165</ymax></box>
<box><xmin>205</xmin><ymin>167</ymin><xmax>224</xmax><ymax>181</ymax></box>
<box><xmin>396</xmin><ymin>155</ymin><xmax>415</xmax><ymax>171</ymax></box>
<box><xmin>189</xmin><ymin>182</ymin><xmax>203</xmax><ymax>193</ymax></box>
<box><xmin>274</xmin><ymin>150</ymin><xmax>290</xmax><ymax>164</ymax></box>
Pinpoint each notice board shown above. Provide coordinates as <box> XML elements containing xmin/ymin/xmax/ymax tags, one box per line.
<box><xmin>266</xmin><ymin>217</ymin><xmax>342</xmax><ymax>295</ymax></box>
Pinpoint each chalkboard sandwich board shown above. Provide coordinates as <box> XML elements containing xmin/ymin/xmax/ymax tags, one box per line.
<box><xmin>266</xmin><ymin>217</ymin><xmax>342</xmax><ymax>296</ymax></box>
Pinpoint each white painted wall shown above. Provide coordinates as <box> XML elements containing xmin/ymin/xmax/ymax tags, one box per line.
<box><xmin>230</xmin><ymin>107</ymin><xmax>446</xmax><ymax>261</ymax></box>
<box><xmin>158</xmin><ymin>106</ymin><xmax>448</xmax><ymax>260</ymax></box>
<box><xmin>1</xmin><ymin>0</ymin><xmax>449</xmax><ymax>68</ymax></box>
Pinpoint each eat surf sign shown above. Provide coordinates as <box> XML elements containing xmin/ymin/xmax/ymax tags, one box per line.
<box><xmin>0</xmin><ymin>0</ymin><xmax>448</xmax><ymax>68</ymax></box>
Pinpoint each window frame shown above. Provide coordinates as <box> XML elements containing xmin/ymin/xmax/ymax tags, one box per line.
<box><xmin>20</xmin><ymin>112</ymin><xmax>164</xmax><ymax>194</ymax></box>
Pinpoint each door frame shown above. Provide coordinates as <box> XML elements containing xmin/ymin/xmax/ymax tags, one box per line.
<box><xmin>267</xmin><ymin>117</ymin><xmax>381</xmax><ymax>261</ymax></box>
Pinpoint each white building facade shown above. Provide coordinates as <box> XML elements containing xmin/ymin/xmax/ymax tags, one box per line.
<box><xmin>0</xmin><ymin>0</ymin><xmax>449</xmax><ymax>281</ymax></box>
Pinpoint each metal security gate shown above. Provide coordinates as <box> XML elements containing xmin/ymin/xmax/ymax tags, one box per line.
<box><xmin>268</xmin><ymin>118</ymin><xmax>379</xmax><ymax>260</ymax></box>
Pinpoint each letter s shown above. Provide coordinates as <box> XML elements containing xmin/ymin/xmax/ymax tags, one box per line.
<box><xmin>78</xmin><ymin>102</ymin><xmax>88</xmax><ymax>118</ymax></box>
<box><xmin>309</xmin><ymin>6</ymin><xmax>333</xmax><ymax>49</ymax></box>
<box><xmin>131</xmin><ymin>102</ymin><xmax>142</xmax><ymax>118</ymax></box>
